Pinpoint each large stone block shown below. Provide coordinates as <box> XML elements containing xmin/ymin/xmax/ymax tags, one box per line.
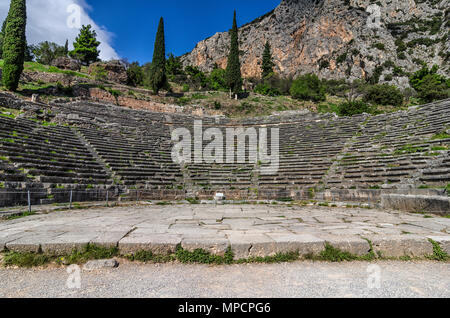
<box><xmin>181</xmin><ymin>237</ymin><xmax>229</xmax><ymax>256</ymax></box>
<box><xmin>367</xmin><ymin>235</ymin><xmax>433</xmax><ymax>258</ymax></box>
<box><xmin>51</xmin><ymin>57</ymin><xmax>81</xmax><ymax>71</ymax></box>
<box><xmin>381</xmin><ymin>194</ymin><xmax>450</xmax><ymax>214</ymax></box>
<box><xmin>118</xmin><ymin>234</ymin><xmax>182</xmax><ymax>255</ymax></box>
<box><xmin>315</xmin><ymin>234</ymin><xmax>371</xmax><ymax>256</ymax></box>
<box><xmin>88</xmin><ymin>60</ymin><xmax>128</xmax><ymax>84</ymax></box>
<box><xmin>266</xmin><ymin>233</ymin><xmax>325</xmax><ymax>256</ymax></box>
<box><xmin>40</xmin><ymin>239</ymin><xmax>90</xmax><ymax>255</ymax></box>
<box><xmin>6</xmin><ymin>240</ymin><xmax>41</xmax><ymax>253</ymax></box>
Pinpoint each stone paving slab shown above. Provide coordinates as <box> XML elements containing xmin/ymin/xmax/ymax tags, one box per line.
<box><xmin>118</xmin><ymin>233</ymin><xmax>182</xmax><ymax>255</ymax></box>
<box><xmin>0</xmin><ymin>205</ymin><xmax>449</xmax><ymax>259</ymax></box>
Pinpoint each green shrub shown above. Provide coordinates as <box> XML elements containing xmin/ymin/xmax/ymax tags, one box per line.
<box><xmin>207</xmin><ymin>68</ymin><xmax>227</xmax><ymax>90</ymax></box>
<box><xmin>321</xmin><ymin>79</ymin><xmax>350</xmax><ymax>97</ymax></box>
<box><xmin>263</xmin><ymin>74</ymin><xmax>293</xmax><ymax>95</ymax></box>
<box><xmin>319</xmin><ymin>59</ymin><xmax>330</xmax><ymax>70</ymax></box>
<box><xmin>372</xmin><ymin>43</ymin><xmax>385</xmax><ymax>51</ymax></box>
<box><xmin>127</xmin><ymin>62</ymin><xmax>144</xmax><ymax>87</ymax></box>
<box><xmin>367</xmin><ymin>66</ymin><xmax>384</xmax><ymax>85</ymax></box>
<box><xmin>363</xmin><ymin>84</ymin><xmax>404</xmax><ymax>107</ymax></box>
<box><xmin>336</xmin><ymin>53</ymin><xmax>347</xmax><ymax>65</ymax></box>
<box><xmin>254</xmin><ymin>82</ymin><xmax>279</xmax><ymax>96</ymax></box>
<box><xmin>338</xmin><ymin>101</ymin><xmax>374</xmax><ymax>116</ymax></box>
<box><xmin>90</xmin><ymin>64</ymin><xmax>108</xmax><ymax>81</ymax></box>
<box><xmin>290</xmin><ymin>73</ymin><xmax>326</xmax><ymax>102</ymax></box>
<box><xmin>409</xmin><ymin>65</ymin><xmax>450</xmax><ymax>103</ymax></box>
<box><xmin>213</xmin><ymin>101</ymin><xmax>221</xmax><ymax>110</ymax></box>
<box><xmin>185</xmin><ymin>65</ymin><xmax>208</xmax><ymax>90</ymax></box>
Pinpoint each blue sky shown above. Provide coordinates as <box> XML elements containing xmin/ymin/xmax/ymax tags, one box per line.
<box><xmin>87</xmin><ymin>0</ymin><xmax>280</xmax><ymax>64</ymax></box>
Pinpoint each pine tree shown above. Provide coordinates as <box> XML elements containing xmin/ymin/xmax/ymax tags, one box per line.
<box><xmin>69</xmin><ymin>25</ymin><xmax>100</xmax><ymax>65</ymax></box>
<box><xmin>225</xmin><ymin>11</ymin><xmax>242</xmax><ymax>95</ymax></box>
<box><xmin>149</xmin><ymin>17</ymin><xmax>167</xmax><ymax>94</ymax></box>
<box><xmin>261</xmin><ymin>41</ymin><xmax>275</xmax><ymax>79</ymax></box>
<box><xmin>0</xmin><ymin>19</ymin><xmax>7</xmax><ymax>59</ymax></box>
<box><xmin>2</xmin><ymin>0</ymin><xmax>27</xmax><ymax>91</ymax></box>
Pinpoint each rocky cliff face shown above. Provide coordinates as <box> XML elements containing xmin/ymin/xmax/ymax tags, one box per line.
<box><xmin>181</xmin><ymin>0</ymin><xmax>449</xmax><ymax>87</ymax></box>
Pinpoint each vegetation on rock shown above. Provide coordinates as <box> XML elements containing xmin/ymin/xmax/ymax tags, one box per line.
<box><xmin>290</xmin><ymin>74</ymin><xmax>326</xmax><ymax>102</ymax></box>
<box><xmin>363</xmin><ymin>84</ymin><xmax>404</xmax><ymax>107</ymax></box>
<box><xmin>409</xmin><ymin>65</ymin><xmax>449</xmax><ymax>103</ymax></box>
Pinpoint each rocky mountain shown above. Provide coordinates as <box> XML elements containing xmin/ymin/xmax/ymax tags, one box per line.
<box><xmin>181</xmin><ymin>0</ymin><xmax>449</xmax><ymax>88</ymax></box>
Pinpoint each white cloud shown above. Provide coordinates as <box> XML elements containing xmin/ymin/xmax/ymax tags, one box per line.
<box><xmin>0</xmin><ymin>0</ymin><xmax>119</xmax><ymax>61</ymax></box>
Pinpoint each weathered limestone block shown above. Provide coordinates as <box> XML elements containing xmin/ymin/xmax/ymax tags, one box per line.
<box><xmin>52</xmin><ymin>57</ymin><xmax>81</xmax><ymax>71</ymax></box>
<box><xmin>89</xmin><ymin>60</ymin><xmax>128</xmax><ymax>84</ymax></box>
<box><xmin>381</xmin><ymin>194</ymin><xmax>450</xmax><ymax>214</ymax></box>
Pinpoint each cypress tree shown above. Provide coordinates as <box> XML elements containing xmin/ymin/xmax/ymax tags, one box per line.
<box><xmin>261</xmin><ymin>41</ymin><xmax>275</xmax><ymax>79</ymax></box>
<box><xmin>2</xmin><ymin>0</ymin><xmax>26</xmax><ymax>91</ymax></box>
<box><xmin>149</xmin><ymin>17</ymin><xmax>167</xmax><ymax>94</ymax></box>
<box><xmin>225</xmin><ymin>11</ymin><xmax>242</xmax><ymax>95</ymax></box>
<box><xmin>0</xmin><ymin>19</ymin><xmax>7</xmax><ymax>59</ymax></box>
<box><xmin>64</xmin><ymin>39</ymin><xmax>69</xmax><ymax>57</ymax></box>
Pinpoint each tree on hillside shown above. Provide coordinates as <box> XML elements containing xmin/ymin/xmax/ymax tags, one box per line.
<box><xmin>64</xmin><ymin>39</ymin><xmax>69</xmax><ymax>57</ymax></box>
<box><xmin>2</xmin><ymin>0</ymin><xmax>27</xmax><ymax>91</ymax></box>
<box><xmin>31</xmin><ymin>41</ymin><xmax>66</xmax><ymax>65</ymax></box>
<box><xmin>290</xmin><ymin>73</ymin><xmax>326</xmax><ymax>102</ymax></box>
<box><xmin>0</xmin><ymin>19</ymin><xmax>7</xmax><ymax>59</ymax></box>
<box><xmin>148</xmin><ymin>17</ymin><xmax>167</xmax><ymax>94</ymax></box>
<box><xmin>127</xmin><ymin>61</ymin><xmax>144</xmax><ymax>87</ymax></box>
<box><xmin>410</xmin><ymin>65</ymin><xmax>449</xmax><ymax>103</ymax></box>
<box><xmin>225</xmin><ymin>11</ymin><xmax>242</xmax><ymax>97</ymax></box>
<box><xmin>166</xmin><ymin>53</ymin><xmax>184</xmax><ymax>80</ymax></box>
<box><xmin>261</xmin><ymin>41</ymin><xmax>275</xmax><ymax>79</ymax></box>
<box><xmin>69</xmin><ymin>25</ymin><xmax>100</xmax><ymax>65</ymax></box>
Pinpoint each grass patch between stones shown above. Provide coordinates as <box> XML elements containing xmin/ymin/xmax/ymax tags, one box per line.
<box><xmin>305</xmin><ymin>242</ymin><xmax>376</xmax><ymax>262</ymax></box>
<box><xmin>427</xmin><ymin>239</ymin><xmax>449</xmax><ymax>262</ymax></box>
<box><xmin>2</xmin><ymin>244</ymin><xmax>119</xmax><ymax>268</ymax></box>
<box><xmin>2</xmin><ymin>240</ymin><xmax>449</xmax><ymax>268</ymax></box>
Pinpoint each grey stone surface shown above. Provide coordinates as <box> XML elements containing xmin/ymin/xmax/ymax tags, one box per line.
<box><xmin>427</xmin><ymin>236</ymin><xmax>450</xmax><ymax>254</ymax></box>
<box><xmin>40</xmin><ymin>241</ymin><xmax>89</xmax><ymax>255</ymax></box>
<box><xmin>5</xmin><ymin>242</ymin><xmax>41</xmax><ymax>253</ymax></box>
<box><xmin>381</xmin><ymin>194</ymin><xmax>450</xmax><ymax>214</ymax></box>
<box><xmin>119</xmin><ymin>233</ymin><xmax>182</xmax><ymax>255</ymax></box>
<box><xmin>367</xmin><ymin>235</ymin><xmax>434</xmax><ymax>258</ymax></box>
<box><xmin>266</xmin><ymin>233</ymin><xmax>325</xmax><ymax>256</ymax></box>
<box><xmin>316</xmin><ymin>234</ymin><xmax>371</xmax><ymax>256</ymax></box>
<box><xmin>1</xmin><ymin>205</ymin><xmax>449</xmax><ymax>259</ymax></box>
<box><xmin>181</xmin><ymin>237</ymin><xmax>229</xmax><ymax>256</ymax></box>
<box><xmin>83</xmin><ymin>259</ymin><xmax>119</xmax><ymax>271</ymax></box>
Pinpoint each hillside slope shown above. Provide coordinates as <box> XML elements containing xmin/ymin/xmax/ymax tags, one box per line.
<box><xmin>181</xmin><ymin>0</ymin><xmax>449</xmax><ymax>88</ymax></box>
